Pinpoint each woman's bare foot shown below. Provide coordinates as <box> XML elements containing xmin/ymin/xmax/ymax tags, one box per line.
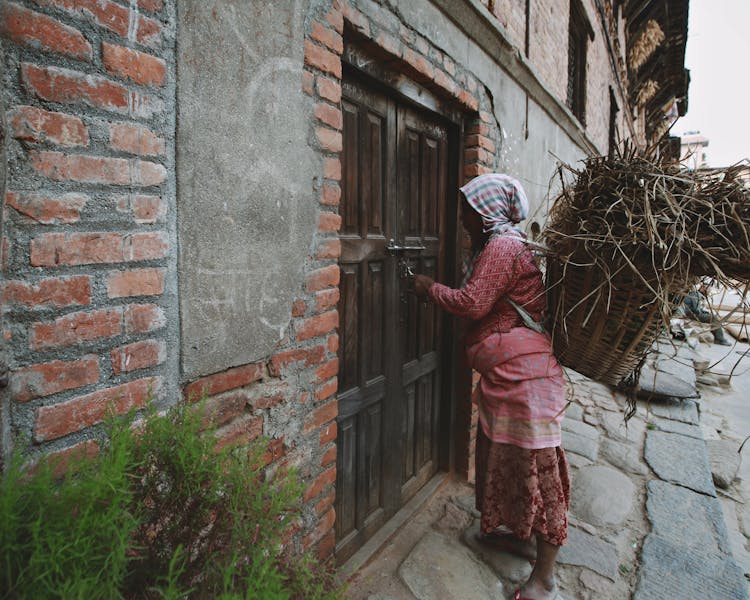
<box><xmin>517</xmin><ymin>578</ymin><xmax>558</xmax><ymax>600</ymax></box>
<box><xmin>475</xmin><ymin>530</ymin><xmax>537</xmax><ymax>563</ymax></box>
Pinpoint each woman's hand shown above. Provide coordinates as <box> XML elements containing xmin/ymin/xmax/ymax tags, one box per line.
<box><xmin>413</xmin><ymin>274</ymin><xmax>434</xmax><ymax>298</ymax></box>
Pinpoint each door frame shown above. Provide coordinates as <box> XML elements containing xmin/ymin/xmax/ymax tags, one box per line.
<box><xmin>338</xmin><ymin>43</ymin><xmax>467</xmax><ymax>502</ymax></box>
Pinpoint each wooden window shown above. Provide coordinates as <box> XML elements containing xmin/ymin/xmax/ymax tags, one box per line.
<box><xmin>567</xmin><ymin>0</ymin><xmax>592</xmax><ymax>125</ymax></box>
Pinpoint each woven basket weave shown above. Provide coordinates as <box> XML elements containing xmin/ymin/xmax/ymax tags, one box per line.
<box><xmin>545</xmin><ymin>257</ymin><xmax>675</xmax><ymax>386</ymax></box>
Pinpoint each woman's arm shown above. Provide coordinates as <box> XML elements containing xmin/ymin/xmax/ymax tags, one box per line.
<box><xmin>416</xmin><ymin>238</ymin><xmax>517</xmax><ymax>319</ymax></box>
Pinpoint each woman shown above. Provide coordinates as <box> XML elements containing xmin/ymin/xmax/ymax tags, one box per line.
<box><xmin>413</xmin><ymin>174</ymin><xmax>569</xmax><ymax>600</ymax></box>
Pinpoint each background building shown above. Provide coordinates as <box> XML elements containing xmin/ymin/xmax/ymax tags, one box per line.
<box><xmin>0</xmin><ymin>0</ymin><xmax>688</xmax><ymax>563</ymax></box>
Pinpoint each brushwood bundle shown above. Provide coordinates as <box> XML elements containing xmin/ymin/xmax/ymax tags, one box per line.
<box><xmin>542</xmin><ymin>150</ymin><xmax>750</xmax><ymax>391</ymax></box>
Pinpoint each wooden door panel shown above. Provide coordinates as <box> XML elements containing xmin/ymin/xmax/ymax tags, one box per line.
<box><xmin>397</xmin><ymin>105</ymin><xmax>447</xmax><ymax>504</ymax></box>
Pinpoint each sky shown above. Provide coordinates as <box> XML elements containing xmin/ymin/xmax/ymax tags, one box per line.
<box><xmin>673</xmin><ymin>0</ymin><xmax>750</xmax><ymax>167</ymax></box>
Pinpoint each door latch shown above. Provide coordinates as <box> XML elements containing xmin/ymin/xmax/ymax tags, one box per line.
<box><xmin>386</xmin><ymin>239</ymin><xmax>426</xmax><ymax>253</ymax></box>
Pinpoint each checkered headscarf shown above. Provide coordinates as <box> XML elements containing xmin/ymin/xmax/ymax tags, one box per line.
<box><xmin>460</xmin><ymin>173</ymin><xmax>529</xmax><ymax>238</ymax></box>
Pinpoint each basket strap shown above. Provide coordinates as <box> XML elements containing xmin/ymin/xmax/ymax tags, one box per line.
<box><xmin>504</xmin><ymin>296</ymin><xmax>546</xmax><ymax>335</ymax></box>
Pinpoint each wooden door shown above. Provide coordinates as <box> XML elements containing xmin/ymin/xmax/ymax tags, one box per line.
<box><xmin>335</xmin><ymin>75</ymin><xmax>450</xmax><ymax>563</ymax></box>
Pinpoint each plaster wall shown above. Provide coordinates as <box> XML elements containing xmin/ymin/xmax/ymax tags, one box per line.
<box><xmin>176</xmin><ymin>0</ymin><xmax>319</xmax><ymax>379</ymax></box>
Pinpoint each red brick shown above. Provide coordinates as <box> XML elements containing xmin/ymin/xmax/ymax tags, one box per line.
<box><xmin>34</xmin><ymin>377</ymin><xmax>159</xmax><ymax>442</ymax></box>
<box><xmin>320</xmin><ymin>445</ymin><xmax>336</xmax><ymax>468</ymax></box>
<box><xmin>5</xmin><ymin>190</ymin><xmax>86</xmax><ymax>224</ymax></box>
<box><xmin>304</xmin><ymin>399</ymin><xmax>338</xmax><ymax>433</ymax></box>
<box><xmin>2</xmin><ymin>275</ymin><xmax>90</xmax><ymax>309</ymax></box>
<box><xmin>316</xmin><ymin>76</ymin><xmax>341</xmax><ymax>104</ymax></box>
<box><xmin>296</xmin><ymin>310</ymin><xmax>338</xmax><ymax>341</ymax></box>
<box><xmin>306</xmin><ymin>265</ymin><xmax>339</xmax><ymax>292</ymax></box>
<box><xmin>303</xmin><ymin>40</ymin><xmax>341</xmax><ymax>78</ymax></box>
<box><xmin>194</xmin><ymin>391</ymin><xmax>248</xmax><ymax>427</ymax></box>
<box><xmin>30</xmin><ymin>151</ymin><xmax>165</xmax><ymax>186</ymax></box>
<box><xmin>302</xmin><ymin>69</ymin><xmax>314</xmax><ymax>95</ymax></box>
<box><xmin>138</xmin><ymin>0</ymin><xmax>163</xmax><ymax>11</ymax></box>
<box><xmin>403</xmin><ymin>48</ymin><xmax>434</xmax><ymax>83</ymax></box>
<box><xmin>310</xmin><ymin>22</ymin><xmax>343</xmax><ymax>53</ymax></box>
<box><xmin>304</xmin><ymin>466</ymin><xmax>336</xmax><ymax>502</ymax></box>
<box><xmin>464</xmin><ymin>163</ymin><xmax>492</xmax><ymax>178</ymax></box>
<box><xmin>326</xmin><ymin>7</ymin><xmax>343</xmax><ymax>34</ymax></box>
<box><xmin>214</xmin><ymin>414</ymin><xmax>263</xmax><ymax>451</ymax></box>
<box><xmin>315</xmin><ymin>127</ymin><xmax>342</xmax><ymax>152</ymax></box>
<box><xmin>106</xmin><ymin>267</ymin><xmax>165</xmax><ymax>298</ymax></box>
<box><xmin>315</xmin><ymin>378</ymin><xmax>338</xmax><ymax>402</ymax></box>
<box><xmin>184</xmin><ymin>363</ymin><xmax>265</xmax><ymax>401</ymax></box>
<box><xmin>314</xmin><ymin>488</ymin><xmax>335</xmax><ymax>516</ymax></box>
<box><xmin>464</xmin><ymin>147</ymin><xmax>494</xmax><ymax>164</ymax></box>
<box><xmin>320</xmin><ymin>182</ymin><xmax>340</xmax><ymax>206</ymax></box>
<box><xmin>31</xmin><ymin>231</ymin><xmax>168</xmax><ymax>267</ymax></box>
<box><xmin>465</xmin><ymin>134</ymin><xmax>496</xmax><ymax>152</ymax></box>
<box><xmin>374</xmin><ymin>31</ymin><xmax>403</xmax><ymax>59</ymax></box>
<box><xmin>342</xmin><ymin>4</ymin><xmax>370</xmax><ymax>36</ymax></box>
<box><xmin>315</xmin><ymin>238</ymin><xmax>341</xmax><ymax>260</ymax></box>
<box><xmin>291</xmin><ymin>298</ymin><xmax>307</xmax><ymax>318</ymax></box>
<box><xmin>316</xmin><ymin>288</ymin><xmax>340</xmax><ymax>312</ymax></box>
<box><xmin>110</xmin><ymin>338</ymin><xmax>165</xmax><ymax>374</ymax></box>
<box><xmin>11</xmin><ymin>355</ymin><xmax>99</xmax><ymax>402</ymax></box>
<box><xmin>22</xmin><ymin>63</ymin><xmax>160</xmax><ymax>118</ymax></box>
<box><xmin>30</xmin><ymin>307</ymin><xmax>122</xmax><ymax>350</ymax></box>
<box><xmin>318</xmin><ymin>211</ymin><xmax>341</xmax><ymax>233</ymax></box>
<box><xmin>109</xmin><ymin>122</ymin><xmax>165</xmax><ymax>156</ymax></box>
<box><xmin>47</xmin><ymin>439</ymin><xmax>100</xmax><ymax>478</ymax></box>
<box><xmin>315</xmin><ymin>530</ymin><xmax>336</xmax><ymax>560</ymax></box>
<box><xmin>124</xmin><ymin>303</ymin><xmax>165</xmax><ymax>334</ymax></box>
<box><xmin>323</xmin><ymin>157</ymin><xmax>341</xmax><ymax>181</ymax></box>
<box><xmin>467</xmin><ymin>121</ymin><xmax>490</xmax><ymax>136</ymax></box>
<box><xmin>9</xmin><ymin>105</ymin><xmax>89</xmax><ymax>147</ymax></box>
<box><xmin>327</xmin><ymin>333</ymin><xmax>339</xmax><ymax>354</ymax></box>
<box><xmin>301</xmin><ymin>507</ymin><xmax>336</xmax><ymax>549</ymax></box>
<box><xmin>260</xmin><ymin>437</ymin><xmax>285</xmax><ymax>467</ymax></box>
<box><xmin>131</xmin><ymin>194</ymin><xmax>166</xmax><ymax>223</ymax></box>
<box><xmin>319</xmin><ymin>421</ymin><xmax>337</xmax><ymax>445</ymax></box>
<box><xmin>458</xmin><ymin>91</ymin><xmax>479</xmax><ymax>111</ymax></box>
<box><xmin>102</xmin><ymin>42</ymin><xmax>166</xmax><ymax>87</ymax></box>
<box><xmin>0</xmin><ymin>3</ymin><xmax>92</xmax><ymax>60</ymax></box>
<box><xmin>433</xmin><ymin>69</ymin><xmax>457</xmax><ymax>97</ymax></box>
<box><xmin>314</xmin><ymin>102</ymin><xmax>342</xmax><ymax>130</ymax></box>
<box><xmin>314</xmin><ymin>359</ymin><xmax>339</xmax><ymax>384</ymax></box>
<box><xmin>269</xmin><ymin>345</ymin><xmax>326</xmax><ymax>377</ymax></box>
<box><xmin>33</xmin><ymin>0</ymin><xmax>162</xmax><ymax>48</ymax></box>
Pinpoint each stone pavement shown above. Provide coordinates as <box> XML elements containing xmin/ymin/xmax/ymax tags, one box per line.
<box><xmin>344</xmin><ymin>337</ymin><xmax>750</xmax><ymax>599</ymax></box>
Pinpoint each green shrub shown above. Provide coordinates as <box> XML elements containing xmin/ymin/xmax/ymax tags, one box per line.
<box><xmin>0</xmin><ymin>402</ymin><xmax>341</xmax><ymax>600</ymax></box>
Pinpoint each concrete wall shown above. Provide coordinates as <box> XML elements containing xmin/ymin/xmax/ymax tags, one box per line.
<box><xmin>176</xmin><ymin>0</ymin><xmax>319</xmax><ymax>380</ymax></box>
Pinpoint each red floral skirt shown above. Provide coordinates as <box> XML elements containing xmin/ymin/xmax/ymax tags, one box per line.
<box><xmin>475</xmin><ymin>427</ymin><xmax>570</xmax><ymax>546</ymax></box>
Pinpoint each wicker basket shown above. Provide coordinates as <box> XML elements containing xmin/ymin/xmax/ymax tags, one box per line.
<box><xmin>545</xmin><ymin>257</ymin><xmax>678</xmax><ymax>385</ymax></box>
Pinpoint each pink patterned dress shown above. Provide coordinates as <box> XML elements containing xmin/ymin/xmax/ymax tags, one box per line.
<box><xmin>428</xmin><ymin>234</ymin><xmax>570</xmax><ymax>545</ymax></box>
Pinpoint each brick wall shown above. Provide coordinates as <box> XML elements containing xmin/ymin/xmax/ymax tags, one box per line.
<box><xmin>1</xmin><ymin>0</ymin><xmax>175</xmax><ymax>466</ymax></box>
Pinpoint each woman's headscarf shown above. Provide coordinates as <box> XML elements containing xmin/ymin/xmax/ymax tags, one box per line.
<box><xmin>459</xmin><ymin>173</ymin><xmax>529</xmax><ymax>238</ymax></box>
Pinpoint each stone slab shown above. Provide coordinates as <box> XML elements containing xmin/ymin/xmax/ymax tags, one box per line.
<box><xmin>462</xmin><ymin>522</ymin><xmax>533</xmax><ymax>586</ymax></box>
<box><xmin>600</xmin><ymin>438</ymin><xmax>648</xmax><ymax>476</ymax></box>
<box><xmin>562</xmin><ymin>430</ymin><xmax>598</xmax><ymax>461</ymax></box>
<box><xmin>637</xmin><ymin>364</ymin><xmax>698</xmax><ymax>399</ymax></box>
<box><xmin>600</xmin><ymin>410</ymin><xmax>646</xmax><ymax>445</ymax></box>
<box><xmin>644</xmin><ymin>430</ymin><xmax>716</xmax><ymax>496</ymax></box>
<box><xmin>571</xmin><ymin>466</ymin><xmax>635</xmax><ymax>527</ymax></box>
<box><xmin>707</xmin><ymin>438</ymin><xmax>742</xmax><ymax>489</ymax></box>
<box><xmin>558</xmin><ymin>526</ymin><xmax>619</xmax><ymax>580</ymax></box>
<box><xmin>635</xmin><ymin>534</ymin><xmax>748</xmax><ymax>599</ymax></box>
<box><xmin>564</xmin><ymin>402</ymin><xmax>584</xmax><ymax>421</ymax></box>
<box><xmin>647</xmin><ymin>398</ymin><xmax>699</xmax><ymax>425</ymax></box>
<box><xmin>646</xmin><ymin>480</ymin><xmax>730</xmax><ymax>555</ymax></box>
<box><xmin>399</xmin><ymin>531</ymin><xmax>504</xmax><ymax>600</ymax></box>
<box><xmin>562</xmin><ymin>418</ymin><xmax>599</xmax><ymax>440</ymax></box>
<box><xmin>648</xmin><ymin>416</ymin><xmax>703</xmax><ymax>439</ymax></box>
